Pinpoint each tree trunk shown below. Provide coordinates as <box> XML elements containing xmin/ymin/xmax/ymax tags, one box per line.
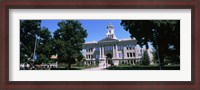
<box><xmin>159</xmin><ymin>55</ymin><xmax>164</xmax><ymax>70</ymax></box>
<box><xmin>68</xmin><ymin>62</ymin><xmax>71</xmax><ymax>70</ymax></box>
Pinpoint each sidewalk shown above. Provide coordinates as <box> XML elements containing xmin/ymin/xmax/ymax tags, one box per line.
<box><xmin>83</xmin><ymin>66</ymin><xmax>106</xmax><ymax>70</ymax></box>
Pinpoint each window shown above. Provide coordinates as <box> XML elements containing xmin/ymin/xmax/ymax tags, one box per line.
<box><xmin>87</xmin><ymin>48</ymin><xmax>93</xmax><ymax>52</ymax></box>
<box><xmin>96</xmin><ymin>47</ymin><xmax>99</xmax><ymax>51</ymax></box>
<box><xmin>96</xmin><ymin>55</ymin><xmax>99</xmax><ymax>59</ymax></box>
<box><xmin>133</xmin><ymin>53</ymin><xmax>135</xmax><ymax>57</ymax></box>
<box><xmin>129</xmin><ymin>45</ymin><xmax>132</xmax><ymax>49</ymax></box>
<box><xmin>118</xmin><ymin>53</ymin><xmax>122</xmax><ymax>58</ymax></box>
<box><xmin>125</xmin><ymin>45</ymin><xmax>128</xmax><ymax>50</ymax></box>
<box><xmin>132</xmin><ymin>45</ymin><xmax>134</xmax><ymax>49</ymax></box>
<box><xmin>130</xmin><ymin>53</ymin><xmax>132</xmax><ymax>57</ymax></box>
<box><xmin>118</xmin><ymin>46</ymin><xmax>122</xmax><ymax>50</ymax></box>
<box><xmin>127</xmin><ymin>53</ymin><xmax>129</xmax><ymax>57</ymax></box>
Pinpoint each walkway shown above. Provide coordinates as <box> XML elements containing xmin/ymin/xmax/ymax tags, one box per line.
<box><xmin>83</xmin><ymin>65</ymin><xmax>106</xmax><ymax>70</ymax></box>
<box><xmin>83</xmin><ymin>60</ymin><xmax>109</xmax><ymax>70</ymax></box>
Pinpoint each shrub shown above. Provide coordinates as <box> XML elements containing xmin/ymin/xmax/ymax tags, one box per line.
<box><xmin>140</xmin><ymin>50</ymin><xmax>150</xmax><ymax>66</ymax></box>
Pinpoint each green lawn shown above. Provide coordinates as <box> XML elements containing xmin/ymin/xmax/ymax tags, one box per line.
<box><xmin>51</xmin><ymin>63</ymin><xmax>98</xmax><ymax>70</ymax></box>
<box><xmin>106</xmin><ymin>64</ymin><xmax>180</xmax><ymax>70</ymax></box>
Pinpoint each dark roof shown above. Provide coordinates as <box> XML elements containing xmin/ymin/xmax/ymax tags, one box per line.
<box><xmin>98</xmin><ymin>37</ymin><xmax>118</xmax><ymax>43</ymax></box>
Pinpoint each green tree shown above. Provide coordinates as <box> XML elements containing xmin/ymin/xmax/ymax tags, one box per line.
<box><xmin>20</xmin><ymin>20</ymin><xmax>41</xmax><ymax>63</ymax></box>
<box><xmin>20</xmin><ymin>20</ymin><xmax>53</xmax><ymax>64</ymax></box>
<box><xmin>140</xmin><ymin>50</ymin><xmax>150</xmax><ymax>66</ymax></box>
<box><xmin>36</xmin><ymin>27</ymin><xmax>53</xmax><ymax>63</ymax></box>
<box><xmin>152</xmin><ymin>50</ymin><xmax>158</xmax><ymax>64</ymax></box>
<box><xmin>121</xmin><ymin>20</ymin><xmax>180</xmax><ymax>69</ymax></box>
<box><xmin>53</xmin><ymin>20</ymin><xmax>87</xmax><ymax>69</ymax></box>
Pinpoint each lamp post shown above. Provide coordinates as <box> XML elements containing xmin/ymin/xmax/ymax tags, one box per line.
<box><xmin>153</xmin><ymin>29</ymin><xmax>161</xmax><ymax>70</ymax></box>
<box><xmin>33</xmin><ymin>35</ymin><xmax>38</xmax><ymax>61</ymax></box>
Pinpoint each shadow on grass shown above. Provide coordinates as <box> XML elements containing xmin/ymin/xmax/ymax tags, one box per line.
<box><xmin>106</xmin><ymin>65</ymin><xmax>180</xmax><ymax>70</ymax></box>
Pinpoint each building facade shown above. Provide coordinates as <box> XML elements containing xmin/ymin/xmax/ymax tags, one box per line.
<box><xmin>82</xmin><ymin>23</ymin><xmax>153</xmax><ymax>68</ymax></box>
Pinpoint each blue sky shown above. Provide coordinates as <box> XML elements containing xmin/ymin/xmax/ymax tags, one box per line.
<box><xmin>41</xmin><ymin>20</ymin><xmax>131</xmax><ymax>42</ymax></box>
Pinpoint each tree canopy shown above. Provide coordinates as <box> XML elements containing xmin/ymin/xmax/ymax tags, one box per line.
<box><xmin>20</xmin><ymin>20</ymin><xmax>87</xmax><ymax>69</ymax></box>
<box><xmin>20</xmin><ymin>20</ymin><xmax>53</xmax><ymax>64</ymax></box>
<box><xmin>53</xmin><ymin>20</ymin><xmax>87</xmax><ymax>69</ymax></box>
<box><xmin>36</xmin><ymin>27</ymin><xmax>53</xmax><ymax>64</ymax></box>
<box><xmin>121</xmin><ymin>20</ymin><xmax>180</xmax><ymax>67</ymax></box>
<box><xmin>20</xmin><ymin>20</ymin><xmax>41</xmax><ymax>63</ymax></box>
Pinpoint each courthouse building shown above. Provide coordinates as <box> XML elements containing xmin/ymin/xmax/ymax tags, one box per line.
<box><xmin>82</xmin><ymin>23</ymin><xmax>153</xmax><ymax>67</ymax></box>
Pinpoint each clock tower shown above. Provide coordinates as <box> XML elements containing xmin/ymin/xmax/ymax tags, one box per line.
<box><xmin>106</xmin><ymin>22</ymin><xmax>117</xmax><ymax>39</ymax></box>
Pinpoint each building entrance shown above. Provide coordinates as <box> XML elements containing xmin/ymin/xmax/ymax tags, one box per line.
<box><xmin>106</xmin><ymin>53</ymin><xmax>113</xmax><ymax>67</ymax></box>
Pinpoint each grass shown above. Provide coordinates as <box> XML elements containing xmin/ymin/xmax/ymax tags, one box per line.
<box><xmin>51</xmin><ymin>63</ymin><xmax>98</xmax><ymax>70</ymax></box>
<box><xmin>106</xmin><ymin>64</ymin><xmax>180</xmax><ymax>70</ymax></box>
<box><xmin>71</xmin><ymin>65</ymin><xmax>98</xmax><ymax>70</ymax></box>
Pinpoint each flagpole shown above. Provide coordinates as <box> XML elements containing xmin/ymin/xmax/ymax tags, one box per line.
<box><xmin>33</xmin><ymin>35</ymin><xmax>37</xmax><ymax>61</ymax></box>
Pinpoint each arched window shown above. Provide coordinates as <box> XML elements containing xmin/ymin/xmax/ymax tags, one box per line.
<box><xmin>127</xmin><ymin>53</ymin><xmax>129</xmax><ymax>57</ymax></box>
<box><xmin>133</xmin><ymin>53</ymin><xmax>135</xmax><ymax>57</ymax></box>
<box><xmin>130</xmin><ymin>53</ymin><xmax>132</xmax><ymax>57</ymax></box>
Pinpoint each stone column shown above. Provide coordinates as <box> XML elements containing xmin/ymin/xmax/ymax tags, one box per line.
<box><xmin>102</xmin><ymin>46</ymin><xmax>104</xmax><ymax>59</ymax></box>
<box><xmin>122</xmin><ymin>45</ymin><xmax>124</xmax><ymax>61</ymax></box>
<box><xmin>112</xmin><ymin>45</ymin><xmax>115</xmax><ymax>59</ymax></box>
<box><xmin>99</xmin><ymin>46</ymin><xmax>102</xmax><ymax>59</ymax></box>
<box><xmin>84</xmin><ymin>61</ymin><xmax>86</xmax><ymax>65</ymax></box>
<box><xmin>90</xmin><ymin>55</ymin><xmax>92</xmax><ymax>60</ymax></box>
<box><xmin>123</xmin><ymin>46</ymin><xmax>126</xmax><ymax>59</ymax></box>
<box><xmin>115</xmin><ymin>44</ymin><xmax>118</xmax><ymax>58</ymax></box>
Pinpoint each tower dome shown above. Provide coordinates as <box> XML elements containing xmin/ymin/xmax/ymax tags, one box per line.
<box><xmin>106</xmin><ymin>22</ymin><xmax>117</xmax><ymax>39</ymax></box>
